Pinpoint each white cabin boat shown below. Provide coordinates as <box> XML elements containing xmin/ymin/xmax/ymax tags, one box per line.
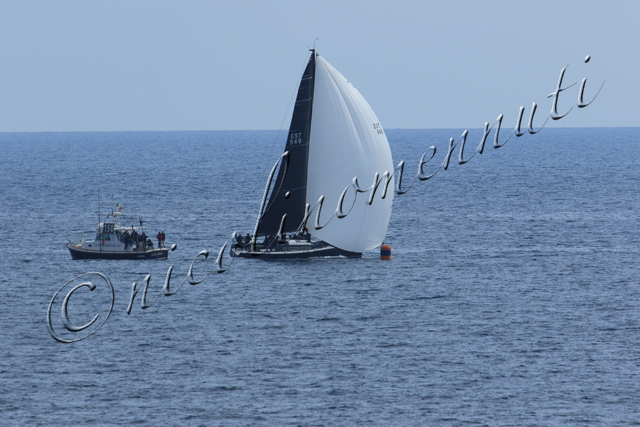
<box><xmin>67</xmin><ymin>211</ymin><xmax>169</xmax><ymax>260</ymax></box>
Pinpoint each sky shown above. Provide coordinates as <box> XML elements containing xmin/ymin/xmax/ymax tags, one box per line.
<box><xmin>0</xmin><ymin>0</ymin><xmax>637</xmax><ymax>132</ymax></box>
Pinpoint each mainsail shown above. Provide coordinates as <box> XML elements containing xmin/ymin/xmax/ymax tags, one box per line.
<box><xmin>256</xmin><ymin>53</ymin><xmax>315</xmax><ymax>236</ymax></box>
<box><xmin>256</xmin><ymin>51</ymin><xmax>394</xmax><ymax>254</ymax></box>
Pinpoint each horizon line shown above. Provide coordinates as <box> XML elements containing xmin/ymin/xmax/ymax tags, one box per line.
<box><xmin>0</xmin><ymin>126</ymin><xmax>636</xmax><ymax>134</ymax></box>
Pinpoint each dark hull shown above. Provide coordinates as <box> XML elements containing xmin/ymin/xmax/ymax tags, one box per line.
<box><xmin>68</xmin><ymin>244</ymin><xmax>169</xmax><ymax>260</ymax></box>
<box><xmin>230</xmin><ymin>241</ymin><xmax>361</xmax><ymax>260</ymax></box>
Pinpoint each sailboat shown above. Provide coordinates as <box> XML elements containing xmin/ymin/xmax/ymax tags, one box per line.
<box><xmin>231</xmin><ymin>50</ymin><xmax>394</xmax><ymax>259</ymax></box>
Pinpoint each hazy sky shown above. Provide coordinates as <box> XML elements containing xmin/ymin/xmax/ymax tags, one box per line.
<box><xmin>0</xmin><ymin>0</ymin><xmax>637</xmax><ymax>132</ymax></box>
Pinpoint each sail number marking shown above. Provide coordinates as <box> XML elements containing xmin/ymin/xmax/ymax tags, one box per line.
<box><xmin>373</xmin><ymin>123</ymin><xmax>384</xmax><ymax>134</ymax></box>
<box><xmin>289</xmin><ymin>132</ymin><xmax>303</xmax><ymax>145</ymax></box>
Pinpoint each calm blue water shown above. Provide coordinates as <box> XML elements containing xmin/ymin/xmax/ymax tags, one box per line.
<box><xmin>1</xmin><ymin>128</ymin><xmax>639</xmax><ymax>426</ymax></box>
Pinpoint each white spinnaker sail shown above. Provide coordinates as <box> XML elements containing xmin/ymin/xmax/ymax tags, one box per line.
<box><xmin>306</xmin><ymin>54</ymin><xmax>394</xmax><ymax>253</ymax></box>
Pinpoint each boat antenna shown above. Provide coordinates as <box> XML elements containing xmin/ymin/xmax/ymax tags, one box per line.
<box><xmin>311</xmin><ymin>37</ymin><xmax>318</xmax><ymax>52</ymax></box>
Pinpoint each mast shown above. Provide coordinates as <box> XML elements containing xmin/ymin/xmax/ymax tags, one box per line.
<box><xmin>256</xmin><ymin>50</ymin><xmax>317</xmax><ymax>237</ymax></box>
<box><xmin>98</xmin><ymin>188</ymin><xmax>102</xmax><ymax>253</ymax></box>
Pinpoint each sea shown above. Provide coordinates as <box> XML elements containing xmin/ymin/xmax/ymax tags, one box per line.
<box><xmin>1</xmin><ymin>127</ymin><xmax>639</xmax><ymax>426</ymax></box>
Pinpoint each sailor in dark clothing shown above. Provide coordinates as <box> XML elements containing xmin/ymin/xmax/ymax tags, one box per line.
<box><xmin>245</xmin><ymin>234</ymin><xmax>252</xmax><ymax>245</ymax></box>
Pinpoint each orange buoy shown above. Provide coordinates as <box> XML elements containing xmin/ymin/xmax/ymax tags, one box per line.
<box><xmin>380</xmin><ymin>244</ymin><xmax>391</xmax><ymax>260</ymax></box>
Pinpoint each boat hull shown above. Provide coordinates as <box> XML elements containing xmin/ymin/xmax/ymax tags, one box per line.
<box><xmin>230</xmin><ymin>240</ymin><xmax>361</xmax><ymax>259</ymax></box>
<box><xmin>67</xmin><ymin>244</ymin><xmax>169</xmax><ymax>260</ymax></box>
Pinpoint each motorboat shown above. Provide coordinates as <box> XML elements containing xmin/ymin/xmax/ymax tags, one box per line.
<box><xmin>67</xmin><ymin>211</ymin><xmax>169</xmax><ymax>260</ymax></box>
